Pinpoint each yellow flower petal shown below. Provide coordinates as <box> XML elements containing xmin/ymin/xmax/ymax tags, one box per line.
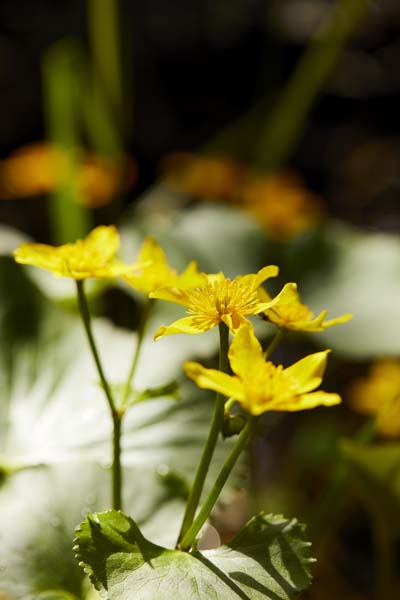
<box><xmin>238</xmin><ymin>265</ymin><xmax>279</xmax><ymax>290</ymax></box>
<box><xmin>257</xmin><ymin>286</ymin><xmax>272</xmax><ymax>302</ymax></box>
<box><xmin>14</xmin><ymin>243</ymin><xmax>65</xmax><ymax>273</ymax></box>
<box><xmin>264</xmin><ymin>282</ymin><xmax>352</xmax><ymax>332</ymax></box>
<box><xmin>125</xmin><ymin>237</ymin><xmax>205</xmax><ymax>295</ymax></box>
<box><xmin>184</xmin><ymin>362</ymin><xmax>245</xmax><ymax>401</ymax></box>
<box><xmin>275</xmin><ymin>391</ymin><xmax>341</xmax><ymax>411</ymax></box>
<box><xmin>150</xmin><ymin>287</ymin><xmax>192</xmax><ymax>306</ymax></box>
<box><xmin>187</xmin><ymin>326</ymin><xmax>339</xmax><ymax>417</ymax></box>
<box><xmin>264</xmin><ymin>283</ymin><xmax>313</xmax><ymax>328</ymax></box>
<box><xmin>154</xmin><ymin>316</ymin><xmax>212</xmax><ymax>340</ymax></box>
<box><xmin>13</xmin><ymin>225</ymin><xmax>132</xmax><ymax>280</ymax></box>
<box><xmin>322</xmin><ymin>313</ymin><xmax>353</xmax><ymax>327</ymax></box>
<box><xmin>228</xmin><ymin>323</ymin><xmax>264</xmax><ymax>379</ymax></box>
<box><xmin>84</xmin><ymin>225</ymin><xmax>120</xmax><ymax>261</ymax></box>
<box><xmin>138</xmin><ymin>236</ymin><xmax>168</xmax><ymax>265</ymax></box>
<box><xmin>288</xmin><ymin>310</ymin><xmax>328</xmax><ymax>332</ymax></box>
<box><xmin>348</xmin><ymin>359</ymin><xmax>400</xmax><ymax>438</ymax></box>
<box><xmin>274</xmin><ymin>282</ymin><xmax>299</xmax><ymax>305</ymax></box>
<box><xmin>175</xmin><ymin>261</ymin><xmax>205</xmax><ymax>287</ymax></box>
<box><xmin>284</xmin><ymin>350</ymin><xmax>330</xmax><ymax>394</ymax></box>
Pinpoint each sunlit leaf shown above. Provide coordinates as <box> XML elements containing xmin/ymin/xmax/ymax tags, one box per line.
<box><xmin>75</xmin><ymin>510</ymin><xmax>313</xmax><ymax>599</ymax></box>
<box><xmin>0</xmin><ymin>261</ymin><xmax>238</xmax><ymax>598</ymax></box>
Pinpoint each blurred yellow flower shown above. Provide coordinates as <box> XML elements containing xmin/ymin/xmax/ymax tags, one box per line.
<box><xmin>238</xmin><ymin>171</ymin><xmax>323</xmax><ymax>241</ymax></box>
<box><xmin>262</xmin><ymin>282</ymin><xmax>352</xmax><ymax>332</ymax></box>
<box><xmin>13</xmin><ymin>225</ymin><xmax>135</xmax><ymax>280</ymax></box>
<box><xmin>124</xmin><ymin>236</ymin><xmax>204</xmax><ymax>295</ymax></box>
<box><xmin>0</xmin><ymin>142</ymin><xmax>137</xmax><ymax>208</ymax></box>
<box><xmin>185</xmin><ymin>324</ymin><xmax>340</xmax><ymax>415</ymax></box>
<box><xmin>348</xmin><ymin>360</ymin><xmax>400</xmax><ymax>438</ymax></box>
<box><xmin>161</xmin><ymin>152</ymin><xmax>245</xmax><ymax>200</ymax></box>
<box><xmin>151</xmin><ymin>266</ymin><xmax>279</xmax><ymax>339</ymax></box>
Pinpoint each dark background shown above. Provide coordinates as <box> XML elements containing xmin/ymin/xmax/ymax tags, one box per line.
<box><xmin>1</xmin><ymin>0</ymin><xmax>400</xmax><ymax>234</ymax></box>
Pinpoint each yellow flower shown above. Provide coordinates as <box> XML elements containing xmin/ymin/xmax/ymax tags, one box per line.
<box><xmin>185</xmin><ymin>324</ymin><xmax>341</xmax><ymax>415</ymax></box>
<box><xmin>238</xmin><ymin>171</ymin><xmax>323</xmax><ymax>241</ymax></box>
<box><xmin>0</xmin><ymin>142</ymin><xmax>137</xmax><ymax>208</ymax></box>
<box><xmin>13</xmin><ymin>225</ymin><xmax>135</xmax><ymax>280</ymax></box>
<box><xmin>161</xmin><ymin>152</ymin><xmax>245</xmax><ymax>200</ymax></box>
<box><xmin>124</xmin><ymin>236</ymin><xmax>204</xmax><ymax>295</ymax></box>
<box><xmin>151</xmin><ymin>265</ymin><xmax>280</xmax><ymax>338</ymax></box>
<box><xmin>348</xmin><ymin>360</ymin><xmax>400</xmax><ymax>438</ymax></box>
<box><xmin>262</xmin><ymin>282</ymin><xmax>352</xmax><ymax>332</ymax></box>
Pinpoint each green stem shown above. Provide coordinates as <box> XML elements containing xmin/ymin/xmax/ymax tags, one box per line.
<box><xmin>254</xmin><ymin>0</ymin><xmax>372</xmax><ymax>171</ymax></box>
<box><xmin>177</xmin><ymin>322</ymin><xmax>230</xmax><ymax>546</ymax></box>
<box><xmin>264</xmin><ymin>329</ymin><xmax>284</xmax><ymax>360</ymax></box>
<box><xmin>87</xmin><ymin>0</ymin><xmax>124</xmax><ymax>123</ymax></box>
<box><xmin>180</xmin><ymin>416</ymin><xmax>257</xmax><ymax>552</ymax></box>
<box><xmin>112</xmin><ymin>413</ymin><xmax>122</xmax><ymax>510</ymax></box>
<box><xmin>224</xmin><ymin>397</ymin><xmax>236</xmax><ymax>413</ymax></box>
<box><xmin>121</xmin><ymin>298</ymin><xmax>153</xmax><ymax>408</ymax></box>
<box><xmin>42</xmin><ymin>41</ymin><xmax>90</xmax><ymax>244</ymax></box>
<box><xmin>76</xmin><ymin>280</ymin><xmax>122</xmax><ymax>510</ymax></box>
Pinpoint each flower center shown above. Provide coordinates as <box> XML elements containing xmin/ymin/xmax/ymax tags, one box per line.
<box><xmin>186</xmin><ymin>279</ymin><xmax>260</xmax><ymax>320</ymax></box>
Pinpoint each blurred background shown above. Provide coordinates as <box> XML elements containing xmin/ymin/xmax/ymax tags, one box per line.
<box><xmin>1</xmin><ymin>1</ymin><xmax>400</xmax><ymax>599</ymax></box>
<box><xmin>2</xmin><ymin>0</ymin><xmax>400</xmax><ymax>236</ymax></box>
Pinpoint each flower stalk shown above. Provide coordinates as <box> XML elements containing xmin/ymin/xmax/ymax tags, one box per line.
<box><xmin>177</xmin><ymin>322</ymin><xmax>230</xmax><ymax>546</ymax></box>
<box><xmin>76</xmin><ymin>280</ymin><xmax>122</xmax><ymax>510</ymax></box>
<box><xmin>264</xmin><ymin>328</ymin><xmax>284</xmax><ymax>360</ymax></box>
<box><xmin>180</xmin><ymin>416</ymin><xmax>257</xmax><ymax>552</ymax></box>
<box><xmin>121</xmin><ymin>298</ymin><xmax>154</xmax><ymax>408</ymax></box>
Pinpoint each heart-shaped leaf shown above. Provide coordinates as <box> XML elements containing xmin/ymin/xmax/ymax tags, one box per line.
<box><xmin>74</xmin><ymin>509</ymin><xmax>314</xmax><ymax>600</ymax></box>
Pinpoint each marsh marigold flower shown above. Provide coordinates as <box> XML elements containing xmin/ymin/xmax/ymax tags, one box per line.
<box><xmin>262</xmin><ymin>282</ymin><xmax>352</xmax><ymax>332</ymax></box>
<box><xmin>151</xmin><ymin>266</ymin><xmax>280</xmax><ymax>338</ymax></box>
<box><xmin>161</xmin><ymin>152</ymin><xmax>245</xmax><ymax>200</ymax></box>
<box><xmin>348</xmin><ymin>360</ymin><xmax>400</xmax><ymax>438</ymax></box>
<box><xmin>124</xmin><ymin>236</ymin><xmax>204</xmax><ymax>295</ymax></box>
<box><xmin>0</xmin><ymin>142</ymin><xmax>137</xmax><ymax>208</ymax></box>
<box><xmin>13</xmin><ymin>225</ymin><xmax>135</xmax><ymax>280</ymax></box>
<box><xmin>238</xmin><ymin>171</ymin><xmax>323</xmax><ymax>241</ymax></box>
<box><xmin>185</xmin><ymin>324</ymin><xmax>341</xmax><ymax>415</ymax></box>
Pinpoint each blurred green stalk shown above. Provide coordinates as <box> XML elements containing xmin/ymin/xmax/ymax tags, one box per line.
<box><xmin>87</xmin><ymin>0</ymin><xmax>125</xmax><ymax>130</ymax></box>
<box><xmin>42</xmin><ymin>41</ymin><xmax>91</xmax><ymax>244</ymax></box>
<box><xmin>254</xmin><ymin>0</ymin><xmax>372</xmax><ymax>171</ymax></box>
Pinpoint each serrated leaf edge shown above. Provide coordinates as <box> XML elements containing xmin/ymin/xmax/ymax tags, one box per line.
<box><xmin>73</xmin><ymin>509</ymin><xmax>316</xmax><ymax>593</ymax></box>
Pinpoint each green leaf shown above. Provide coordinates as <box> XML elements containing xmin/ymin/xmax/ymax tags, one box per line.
<box><xmin>33</xmin><ymin>592</ymin><xmax>80</xmax><ymax>600</ymax></box>
<box><xmin>0</xmin><ymin>260</ymin><xmax>238</xmax><ymax>598</ymax></box>
<box><xmin>114</xmin><ymin>380</ymin><xmax>180</xmax><ymax>411</ymax></box>
<box><xmin>134</xmin><ymin>381</ymin><xmax>179</xmax><ymax>402</ymax></box>
<box><xmin>75</xmin><ymin>510</ymin><xmax>313</xmax><ymax>600</ymax></box>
